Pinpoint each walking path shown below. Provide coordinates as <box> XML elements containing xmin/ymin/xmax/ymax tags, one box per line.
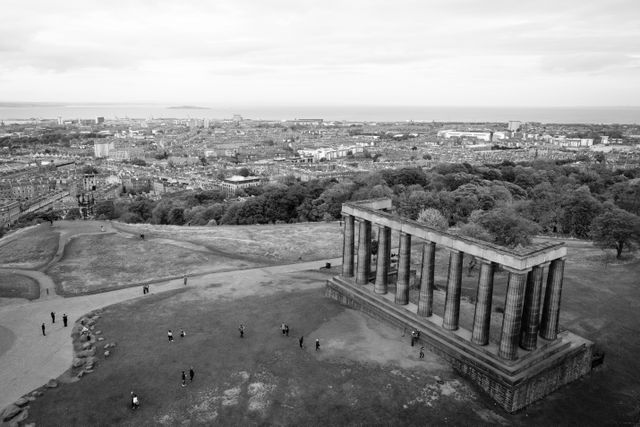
<box><xmin>0</xmin><ymin>257</ymin><xmax>341</xmax><ymax>410</ymax></box>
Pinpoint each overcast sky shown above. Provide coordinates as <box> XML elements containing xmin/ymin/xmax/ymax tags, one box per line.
<box><xmin>1</xmin><ymin>0</ymin><xmax>639</xmax><ymax>106</ymax></box>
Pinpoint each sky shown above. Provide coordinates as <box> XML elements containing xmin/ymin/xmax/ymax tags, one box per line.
<box><xmin>1</xmin><ymin>0</ymin><xmax>639</xmax><ymax>107</ymax></box>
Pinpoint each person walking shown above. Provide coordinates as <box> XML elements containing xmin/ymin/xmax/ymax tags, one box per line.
<box><xmin>131</xmin><ymin>392</ymin><xmax>140</xmax><ymax>410</ymax></box>
<box><xmin>281</xmin><ymin>323</ymin><xmax>286</xmax><ymax>336</ymax></box>
<box><xmin>181</xmin><ymin>371</ymin><xmax>186</xmax><ymax>387</ymax></box>
<box><xmin>419</xmin><ymin>346</ymin><xmax>425</xmax><ymax>359</ymax></box>
<box><xmin>239</xmin><ymin>324</ymin><xmax>245</xmax><ymax>338</ymax></box>
<box><xmin>168</xmin><ymin>330</ymin><xmax>174</xmax><ymax>342</ymax></box>
<box><xmin>41</xmin><ymin>322</ymin><xmax>46</xmax><ymax>336</ymax></box>
<box><xmin>51</xmin><ymin>312</ymin><xmax>55</xmax><ymax>324</ymax></box>
<box><xmin>189</xmin><ymin>367</ymin><xmax>195</xmax><ymax>382</ymax></box>
<box><xmin>315</xmin><ymin>339</ymin><xmax>320</xmax><ymax>351</ymax></box>
<box><xmin>183</xmin><ymin>275</ymin><xmax>188</xmax><ymax>286</ymax></box>
<box><xmin>180</xmin><ymin>329</ymin><xmax>186</xmax><ymax>338</ymax></box>
<box><xmin>62</xmin><ymin>313</ymin><xmax>68</xmax><ymax>327</ymax></box>
<box><xmin>299</xmin><ymin>336</ymin><xmax>304</xmax><ymax>348</ymax></box>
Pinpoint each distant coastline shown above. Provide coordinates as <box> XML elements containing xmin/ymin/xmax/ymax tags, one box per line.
<box><xmin>167</xmin><ymin>105</ymin><xmax>210</xmax><ymax>110</ymax></box>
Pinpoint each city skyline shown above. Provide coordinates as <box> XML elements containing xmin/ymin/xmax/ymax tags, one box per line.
<box><xmin>1</xmin><ymin>0</ymin><xmax>639</xmax><ymax>107</ymax></box>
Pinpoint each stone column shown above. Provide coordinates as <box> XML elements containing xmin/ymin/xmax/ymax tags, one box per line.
<box><xmin>498</xmin><ymin>269</ymin><xmax>528</xmax><ymax>360</ymax></box>
<box><xmin>374</xmin><ymin>226</ymin><xmax>391</xmax><ymax>294</ymax></box>
<box><xmin>417</xmin><ymin>241</ymin><xmax>436</xmax><ymax>317</ymax></box>
<box><xmin>519</xmin><ymin>264</ymin><xmax>546</xmax><ymax>350</ymax></box>
<box><xmin>471</xmin><ymin>261</ymin><xmax>495</xmax><ymax>345</ymax></box>
<box><xmin>394</xmin><ymin>232</ymin><xmax>411</xmax><ymax>305</ymax></box>
<box><xmin>355</xmin><ymin>220</ymin><xmax>372</xmax><ymax>285</ymax></box>
<box><xmin>341</xmin><ymin>215</ymin><xmax>355</xmax><ymax>277</ymax></box>
<box><xmin>442</xmin><ymin>250</ymin><xmax>463</xmax><ymax>330</ymax></box>
<box><xmin>539</xmin><ymin>258</ymin><xmax>565</xmax><ymax>341</ymax></box>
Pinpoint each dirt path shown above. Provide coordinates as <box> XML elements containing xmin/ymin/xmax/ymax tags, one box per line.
<box><xmin>0</xmin><ymin>257</ymin><xmax>341</xmax><ymax>410</ymax></box>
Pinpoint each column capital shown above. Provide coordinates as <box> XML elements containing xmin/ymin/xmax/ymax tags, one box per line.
<box><xmin>503</xmin><ymin>265</ymin><xmax>531</xmax><ymax>275</ymax></box>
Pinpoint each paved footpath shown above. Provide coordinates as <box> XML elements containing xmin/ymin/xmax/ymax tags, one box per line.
<box><xmin>0</xmin><ymin>257</ymin><xmax>341</xmax><ymax>410</ymax></box>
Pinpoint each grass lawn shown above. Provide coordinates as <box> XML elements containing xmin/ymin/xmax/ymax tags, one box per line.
<box><xmin>47</xmin><ymin>233</ymin><xmax>263</xmax><ymax>295</ymax></box>
<box><xmin>0</xmin><ymin>225</ymin><xmax>59</xmax><ymax>269</ymax></box>
<box><xmin>0</xmin><ymin>271</ymin><xmax>40</xmax><ymax>300</ymax></box>
<box><xmin>112</xmin><ymin>222</ymin><xmax>344</xmax><ymax>263</ymax></box>
<box><xmin>25</xmin><ymin>273</ymin><xmax>506</xmax><ymax>426</ymax></box>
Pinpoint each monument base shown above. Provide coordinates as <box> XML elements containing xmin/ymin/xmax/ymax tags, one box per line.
<box><xmin>326</xmin><ymin>276</ymin><xmax>593</xmax><ymax>413</ymax></box>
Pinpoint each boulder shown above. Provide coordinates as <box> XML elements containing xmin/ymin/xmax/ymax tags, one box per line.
<box><xmin>45</xmin><ymin>379</ymin><xmax>58</xmax><ymax>388</ymax></box>
<box><xmin>72</xmin><ymin>358</ymin><xmax>85</xmax><ymax>368</ymax></box>
<box><xmin>30</xmin><ymin>391</ymin><xmax>43</xmax><ymax>397</ymax></box>
<box><xmin>94</xmin><ymin>330</ymin><xmax>102</xmax><ymax>335</ymax></box>
<box><xmin>77</xmin><ymin>370</ymin><xmax>84</xmax><ymax>378</ymax></box>
<box><xmin>84</xmin><ymin>368</ymin><xmax>93</xmax><ymax>374</ymax></box>
<box><xmin>26</xmin><ymin>397</ymin><xmax>35</xmax><ymax>402</ymax></box>
<box><xmin>78</xmin><ymin>348</ymin><xmax>96</xmax><ymax>358</ymax></box>
<box><xmin>103</xmin><ymin>343</ymin><xmax>110</xmax><ymax>349</ymax></box>
<box><xmin>13</xmin><ymin>397</ymin><xmax>29</xmax><ymax>407</ymax></box>
<box><xmin>87</xmin><ymin>319</ymin><xmax>96</xmax><ymax>327</ymax></box>
<box><xmin>81</xmin><ymin>342</ymin><xmax>93</xmax><ymax>350</ymax></box>
<box><xmin>89</xmin><ymin>325</ymin><xmax>95</xmax><ymax>331</ymax></box>
<box><xmin>104</xmin><ymin>350</ymin><xmax>110</xmax><ymax>357</ymax></box>
<box><xmin>1</xmin><ymin>404</ymin><xmax>21</xmax><ymax>421</ymax></box>
<box><xmin>8</xmin><ymin>408</ymin><xmax>28</xmax><ymax>426</ymax></box>
<box><xmin>97</xmin><ymin>337</ymin><xmax>105</xmax><ymax>341</ymax></box>
<box><xmin>110</xmin><ymin>342</ymin><xmax>117</xmax><ymax>348</ymax></box>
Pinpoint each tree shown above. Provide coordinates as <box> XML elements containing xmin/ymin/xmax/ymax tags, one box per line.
<box><xmin>65</xmin><ymin>208</ymin><xmax>82</xmax><ymax>220</ymax></box>
<box><xmin>416</xmin><ymin>208</ymin><xmax>448</xmax><ymax>231</ymax></box>
<box><xmin>475</xmin><ymin>207</ymin><xmax>540</xmax><ymax>247</ymax></box>
<box><xmin>561</xmin><ymin>186</ymin><xmax>602</xmax><ymax>238</ymax></box>
<box><xmin>238</xmin><ymin>167</ymin><xmax>250</xmax><ymax>177</ymax></box>
<box><xmin>591</xmin><ymin>205</ymin><xmax>640</xmax><ymax>258</ymax></box>
<box><xmin>81</xmin><ymin>165</ymin><xmax>99</xmax><ymax>175</ymax></box>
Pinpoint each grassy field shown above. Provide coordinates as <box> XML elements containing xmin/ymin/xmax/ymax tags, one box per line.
<box><xmin>26</xmin><ymin>277</ymin><xmax>504</xmax><ymax>426</ymax></box>
<box><xmin>47</xmin><ymin>233</ymin><xmax>262</xmax><ymax>295</ymax></box>
<box><xmin>0</xmin><ymin>271</ymin><xmax>40</xmax><ymax>300</ymax></box>
<box><xmin>0</xmin><ymin>225</ymin><xmax>59</xmax><ymax>269</ymax></box>
<box><xmin>112</xmin><ymin>222</ymin><xmax>344</xmax><ymax>263</ymax></box>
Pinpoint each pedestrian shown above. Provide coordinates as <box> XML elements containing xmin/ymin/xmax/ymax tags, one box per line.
<box><xmin>181</xmin><ymin>371</ymin><xmax>186</xmax><ymax>387</ymax></box>
<box><xmin>183</xmin><ymin>275</ymin><xmax>187</xmax><ymax>286</ymax></box>
<box><xmin>180</xmin><ymin>329</ymin><xmax>186</xmax><ymax>338</ymax></box>
<box><xmin>51</xmin><ymin>312</ymin><xmax>55</xmax><ymax>323</ymax></box>
<box><xmin>168</xmin><ymin>329</ymin><xmax>174</xmax><ymax>342</ymax></box>
<box><xmin>62</xmin><ymin>313</ymin><xmax>68</xmax><ymax>327</ymax></box>
<box><xmin>419</xmin><ymin>346</ymin><xmax>425</xmax><ymax>359</ymax></box>
<box><xmin>239</xmin><ymin>324</ymin><xmax>245</xmax><ymax>338</ymax></box>
<box><xmin>142</xmin><ymin>285</ymin><xmax>146</xmax><ymax>295</ymax></box>
<box><xmin>315</xmin><ymin>339</ymin><xmax>320</xmax><ymax>351</ymax></box>
<box><xmin>189</xmin><ymin>367</ymin><xmax>195</xmax><ymax>382</ymax></box>
<box><xmin>41</xmin><ymin>322</ymin><xmax>46</xmax><ymax>336</ymax></box>
<box><xmin>285</xmin><ymin>324</ymin><xmax>290</xmax><ymax>337</ymax></box>
<box><xmin>100</xmin><ymin>225</ymin><xmax>105</xmax><ymax>232</ymax></box>
<box><xmin>131</xmin><ymin>392</ymin><xmax>140</xmax><ymax>410</ymax></box>
<box><xmin>299</xmin><ymin>336</ymin><xmax>304</xmax><ymax>348</ymax></box>
<box><xmin>281</xmin><ymin>323</ymin><xmax>286</xmax><ymax>336</ymax></box>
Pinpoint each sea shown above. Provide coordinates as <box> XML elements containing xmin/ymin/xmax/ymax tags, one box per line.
<box><xmin>0</xmin><ymin>103</ymin><xmax>639</xmax><ymax>124</ymax></box>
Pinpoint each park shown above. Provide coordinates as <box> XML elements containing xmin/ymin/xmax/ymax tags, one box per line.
<box><xmin>0</xmin><ymin>216</ymin><xmax>639</xmax><ymax>426</ymax></box>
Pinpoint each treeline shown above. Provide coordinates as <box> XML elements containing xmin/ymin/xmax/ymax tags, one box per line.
<box><xmin>12</xmin><ymin>159</ymin><xmax>640</xmax><ymax>256</ymax></box>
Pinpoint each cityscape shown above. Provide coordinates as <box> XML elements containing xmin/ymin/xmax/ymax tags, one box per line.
<box><xmin>1</xmin><ymin>0</ymin><xmax>640</xmax><ymax>426</ymax></box>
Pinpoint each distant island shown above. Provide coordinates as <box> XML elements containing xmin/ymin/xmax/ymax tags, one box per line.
<box><xmin>167</xmin><ymin>105</ymin><xmax>210</xmax><ymax>110</ymax></box>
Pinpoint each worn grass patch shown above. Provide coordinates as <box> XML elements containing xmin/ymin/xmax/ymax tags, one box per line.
<box><xmin>0</xmin><ymin>225</ymin><xmax>59</xmax><ymax>269</ymax></box>
<box><xmin>0</xmin><ymin>271</ymin><xmax>40</xmax><ymax>300</ymax></box>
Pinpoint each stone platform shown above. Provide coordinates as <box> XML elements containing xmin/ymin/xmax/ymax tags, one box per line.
<box><xmin>326</xmin><ymin>277</ymin><xmax>593</xmax><ymax>413</ymax></box>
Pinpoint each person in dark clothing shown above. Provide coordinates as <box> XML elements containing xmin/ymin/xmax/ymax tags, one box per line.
<box><xmin>315</xmin><ymin>339</ymin><xmax>320</xmax><ymax>351</ymax></box>
<box><xmin>62</xmin><ymin>313</ymin><xmax>68</xmax><ymax>327</ymax></box>
<box><xmin>189</xmin><ymin>367</ymin><xmax>195</xmax><ymax>382</ymax></box>
<box><xmin>41</xmin><ymin>323</ymin><xmax>46</xmax><ymax>336</ymax></box>
<box><xmin>239</xmin><ymin>324</ymin><xmax>245</xmax><ymax>338</ymax></box>
<box><xmin>419</xmin><ymin>346</ymin><xmax>425</xmax><ymax>359</ymax></box>
<box><xmin>168</xmin><ymin>330</ymin><xmax>174</xmax><ymax>342</ymax></box>
<box><xmin>299</xmin><ymin>336</ymin><xmax>304</xmax><ymax>348</ymax></box>
<box><xmin>181</xmin><ymin>371</ymin><xmax>186</xmax><ymax>387</ymax></box>
<box><xmin>285</xmin><ymin>324</ymin><xmax>289</xmax><ymax>337</ymax></box>
<box><xmin>131</xmin><ymin>392</ymin><xmax>140</xmax><ymax>409</ymax></box>
<box><xmin>51</xmin><ymin>312</ymin><xmax>55</xmax><ymax>323</ymax></box>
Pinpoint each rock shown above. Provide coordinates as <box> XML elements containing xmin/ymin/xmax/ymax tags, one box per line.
<box><xmin>97</xmin><ymin>337</ymin><xmax>105</xmax><ymax>341</ymax></box>
<box><xmin>95</xmin><ymin>330</ymin><xmax>102</xmax><ymax>335</ymax></box>
<box><xmin>87</xmin><ymin>319</ymin><xmax>96</xmax><ymax>327</ymax></box>
<box><xmin>45</xmin><ymin>379</ymin><xmax>58</xmax><ymax>388</ymax></box>
<box><xmin>92</xmin><ymin>315</ymin><xmax>100</xmax><ymax>320</ymax></box>
<box><xmin>84</xmin><ymin>368</ymin><xmax>93</xmax><ymax>374</ymax></box>
<box><xmin>77</xmin><ymin>370</ymin><xmax>85</xmax><ymax>378</ymax></box>
<box><xmin>78</xmin><ymin>348</ymin><xmax>96</xmax><ymax>358</ymax></box>
<box><xmin>26</xmin><ymin>396</ymin><xmax>35</xmax><ymax>402</ymax></box>
<box><xmin>24</xmin><ymin>423</ymin><xmax>36</xmax><ymax>427</ymax></box>
<box><xmin>89</xmin><ymin>325</ymin><xmax>95</xmax><ymax>331</ymax></box>
<box><xmin>104</xmin><ymin>350</ymin><xmax>110</xmax><ymax>357</ymax></box>
<box><xmin>81</xmin><ymin>342</ymin><xmax>93</xmax><ymax>350</ymax></box>
<box><xmin>8</xmin><ymin>408</ymin><xmax>28</xmax><ymax>426</ymax></box>
<box><xmin>13</xmin><ymin>397</ymin><xmax>29</xmax><ymax>407</ymax></box>
<box><xmin>1</xmin><ymin>404</ymin><xmax>21</xmax><ymax>421</ymax></box>
<box><xmin>72</xmin><ymin>358</ymin><xmax>85</xmax><ymax>368</ymax></box>
<box><xmin>30</xmin><ymin>391</ymin><xmax>43</xmax><ymax>397</ymax></box>
<box><xmin>103</xmin><ymin>343</ymin><xmax>110</xmax><ymax>349</ymax></box>
<box><xmin>110</xmin><ymin>342</ymin><xmax>117</xmax><ymax>348</ymax></box>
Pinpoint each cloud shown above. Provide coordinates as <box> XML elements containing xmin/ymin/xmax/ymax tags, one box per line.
<box><xmin>540</xmin><ymin>53</ymin><xmax>640</xmax><ymax>73</ymax></box>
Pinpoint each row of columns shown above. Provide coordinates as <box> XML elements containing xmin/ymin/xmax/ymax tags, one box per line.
<box><xmin>341</xmin><ymin>216</ymin><xmax>566</xmax><ymax>361</ymax></box>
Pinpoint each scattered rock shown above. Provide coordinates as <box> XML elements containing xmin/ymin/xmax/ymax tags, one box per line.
<box><xmin>104</xmin><ymin>343</ymin><xmax>110</xmax><ymax>349</ymax></box>
<box><xmin>87</xmin><ymin>319</ymin><xmax>96</xmax><ymax>327</ymax></box>
<box><xmin>72</xmin><ymin>358</ymin><xmax>85</xmax><ymax>368</ymax></box>
<box><xmin>13</xmin><ymin>397</ymin><xmax>29</xmax><ymax>407</ymax></box>
<box><xmin>30</xmin><ymin>391</ymin><xmax>43</xmax><ymax>397</ymax></box>
<box><xmin>1</xmin><ymin>404</ymin><xmax>21</xmax><ymax>421</ymax></box>
<box><xmin>110</xmin><ymin>342</ymin><xmax>117</xmax><ymax>348</ymax></box>
<box><xmin>26</xmin><ymin>396</ymin><xmax>35</xmax><ymax>402</ymax></box>
<box><xmin>104</xmin><ymin>350</ymin><xmax>110</xmax><ymax>357</ymax></box>
<box><xmin>77</xmin><ymin>348</ymin><xmax>96</xmax><ymax>358</ymax></box>
<box><xmin>97</xmin><ymin>337</ymin><xmax>105</xmax><ymax>341</ymax></box>
<box><xmin>9</xmin><ymin>407</ymin><xmax>28</xmax><ymax>425</ymax></box>
<box><xmin>84</xmin><ymin>369</ymin><xmax>94</xmax><ymax>374</ymax></box>
<box><xmin>81</xmin><ymin>342</ymin><xmax>93</xmax><ymax>350</ymax></box>
<box><xmin>95</xmin><ymin>330</ymin><xmax>102</xmax><ymax>335</ymax></box>
<box><xmin>77</xmin><ymin>371</ymin><xmax>85</xmax><ymax>378</ymax></box>
<box><xmin>89</xmin><ymin>325</ymin><xmax>95</xmax><ymax>331</ymax></box>
<box><xmin>24</xmin><ymin>423</ymin><xmax>36</xmax><ymax>427</ymax></box>
<box><xmin>45</xmin><ymin>379</ymin><xmax>58</xmax><ymax>388</ymax></box>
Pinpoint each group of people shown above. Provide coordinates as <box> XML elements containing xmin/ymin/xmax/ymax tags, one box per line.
<box><xmin>41</xmin><ymin>312</ymin><xmax>68</xmax><ymax>336</ymax></box>
<box><xmin>167</xmin><ymin>329</ymin><xmax>186</xmax><ymax>342</ymax></box>
<box><xmin>181</xmin><ymin>367</ymin><xmax>195</xmax><ymax>387</ymax></box>
<box><xmin>280</xmin><ymin>323</ymin><xmax>290</xmax><ymax>336</ymax></box>
<box><xmin>142</xmin><ymin>284</ymin><xmax>150</xmax><ymax>294</ymax></box>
